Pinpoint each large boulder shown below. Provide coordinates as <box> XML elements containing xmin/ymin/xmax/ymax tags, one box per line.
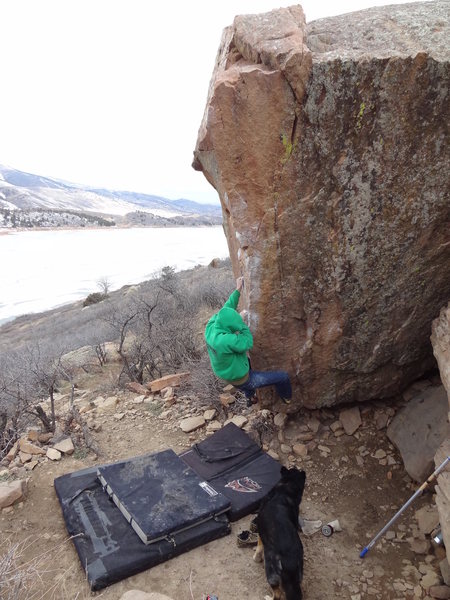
<box><xmin>432</xmin><ymin>302</ymin><xmax>450</xmax><ymax>405</ymax></box>
<box><xmin>193</xmin><ymin>2</ymin><xmax>450</xmax><ymax>409</ymax></box>
<box><xmin>386</xmin><ymin>385</ymin><xmax>449</xmax><ymax>482</ymax></box>
<box><xmin>431</xmin><ymin>303</ymin><xmax>450</xmax><ymax>565</ymax></box>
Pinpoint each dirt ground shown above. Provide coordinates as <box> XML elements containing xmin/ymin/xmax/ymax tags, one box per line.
<box><xmin>1</xmin><ymin>372</ymin><xmax>445</xmax><ymax>600</ymax></box>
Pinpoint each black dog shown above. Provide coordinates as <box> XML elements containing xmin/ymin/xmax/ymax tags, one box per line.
<box><xmin>253</xmin><ymin>467</ymin><xmax>306</xmax><ymax>600</ymax></box>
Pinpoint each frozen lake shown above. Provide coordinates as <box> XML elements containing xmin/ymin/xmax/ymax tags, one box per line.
<box><xmin>0</xmin><ymin>226</ymin><xmax>229</xmax><ymax>324</ymax></box>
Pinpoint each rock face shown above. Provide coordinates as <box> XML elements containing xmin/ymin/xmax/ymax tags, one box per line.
<box><xmin>432</xmin><ymin>302</ymin><xmax>450</xmax><ymax>404</ymax></box>
<box><xmin>386</xmin><ymin>385</ymin><xmax>449</xmax><ymax>481</ymax></box>
<box><xmin>431</xmin><ymin>304</ymin><xmax>450</xmax><ymax>565</ymax></box>
<box><xmin>193</xmin><ymin>2</ymin><xmax>450</xmax><ymax>409</ymax></box>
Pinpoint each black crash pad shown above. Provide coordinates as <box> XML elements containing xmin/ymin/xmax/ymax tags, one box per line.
<box><xmin>97</xmin><ymin>448</ymin><xmax>230</xmax><ymax>544</ymax></box>
<box><xmin>55</xmin><ymin>424</ymin><xmax>280</xmax><ymax>589</ymax></box>
<box><xmin>180</xmin><ymin>423</ymin><xmax>282</xmax><ymax>520</ymax></box>
<box><xmin>54</xmin><ymin>463</ymin><xmax>230</xmax><ymax>590</ymax></box>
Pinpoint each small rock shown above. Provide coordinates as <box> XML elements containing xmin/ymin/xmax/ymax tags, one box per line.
<box><xmin>126</xmin><ymin>382</ymin><xmax>149</xmax><ymax>395</ymax></box>
<box><xmin>429</xmin><ymin>585</ymin><xmax>450</xmax><ymax>599</ymax></box>
<box><xmin>307</xmin><ymin>417</ymin><xmax>321</xmax><ymax>433</ymax></box>
<box><xmin>119</xmin><ymin>590</ymin><xmax>175</xmax><ymax>600</ymax></box>
<box><xmin>132</xmin><ymin>396</ymin><xmax>145</xmax><ymax>404</ymax></box>
<box><xmin>159</xmin><ymin>410</ymin><xmax>172</xmax><ymax>419</ymax></box>
<box><xmin>18</xmin><ymin>439</ymin><xmax>46</xmax><ymax>456</ymax></box>
<box><xmin>415</xmin><ymin>505</ymin><xmax>439</xmax><ymax>535</ymax></box>
<box><xmin>160</xmin><ymin>386</ymin><xmax>173</xmax><ymax>399</ymax></box>
<box><xmin>5</xmin><ymin>441</ymin><xmax>19</xmax><ymax>462</ymax></box>
<box><xmin>46</xmin><ymin>448</ymin><xmax>62</xmax><ymax>461</ymax></box>
<box><xmin>339</xmin><ymin>406</ymin><xmax>361</xmax><ymax>435</ymax></box>
<box><xmin>147</xmin><ymin>372</ymin><xmax>190</xmax><ymax>392</ymax></box>
<box><xmin>19</xmin><ymin>452</ymin><xmax>32</xmax><ymax>464</ymax></box>
<box><xmin>267</xmin><ymin>450</ymin><xmax>279</xmax><ymax>460</ymax></box>
<box><xmin>225</xmin><ymin>415</ymin><xmax>248</xmax><ymax>428</ymax></box>
<box><xmin>114</xmin><ymin>413</ymin><xmax>125</xmax><ymax>420</ymax></box>
<box><xmin>0</xmin><ymin>479</ymin><xmax>27</xmax><ymax>508</ymax></box>
<box><xmin>421</xmin><ymin>570</ymin><xmax>441</xmax><ymax>589</ymax></box>
<box><xmin>24</xmin><ymin>460</ymin><xmax>38</xmax><ymax>471</ymax></box>
<box><xmin>207</xmin><ymin>420</ymin><xmax>222</xmax><ymax>432</ymax></box>
<box><xmin>293</xmin><ymin>444</ymin><xmax>308</xmax><ymax>458</ymax></box>
<box><xmin>274</xmin><ymin>413</ymin><xmax>288</xmax><ymax>428</ymax></box>
<box><xmin>318</xmin><ymin>445</ymin><xmax>331</xmax><ymax>453</ymax></box>
<box><xmin>203</xmin><ymin>409</ymin><xmax>216</xmax><ymax>421</ymax></box>
<box><xmin>393</xmin><ymin>582</ymin><xmax>407</xmax><ymax>592</ymax></box>
<box><xmin>280</xmin><ymin>444</ymin><xmax>291</xmax><ymax>454</ymax></box>
<box><xmin>180</xmin><ymin>416</ymin><xmax>206</xmax><ymax>433</ymax></box>
<box><xmin>375</xmin><ymin>411</ymin><xmax>390</xmax><ymax>430</ymax></box>
<box><xmin>372</xmin><ymin>449</ymin><xmax>387</xmax><ymax>460</ymax></box>
<box><xmin>103</xmin><ymin>397</ymin><xmax>119</xmax><ymax>409</ymax></box>
<box><xmin>53</xmin><ymin>437</ymin><xmax>75</xmax><ymax>455</ymax></box>
<box><xmin>330</xmin><ymin>420</ymin><xmax>342</xmax><ymax>432</ymax></box>
<box><xmin>440</xmin><ymin>560</ymin><xmax>450</xmax><ymax>586</ymax></box>
<box><xmin>410</xmin><ymin>539</ymin><xmax>431</xmax><ymax>554</ymax></box>
<box><xmin>27</xmin><ymin>430</ymin><xmax>40</xmax><ymax>442</ymax></box>
<box><xmin>219</xmin><ymin>393</ymin><xmax>235</xmax><ymax>407</ymax></box>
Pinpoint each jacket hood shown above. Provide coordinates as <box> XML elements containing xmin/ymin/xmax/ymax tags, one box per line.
<box><xmin>216</xmin><ymin>306</ymin><xmax>245</xmax><ymax>333</ymax></box>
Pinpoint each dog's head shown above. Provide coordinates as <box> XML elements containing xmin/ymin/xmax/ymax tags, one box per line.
<box><xmin>280</xmin><ymin>466</ymin><xmax>306</xmax><ymax>503</ymax></box>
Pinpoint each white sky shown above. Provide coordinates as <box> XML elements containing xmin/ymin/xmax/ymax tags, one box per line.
<box><xmin>0</xmin><ymin>0</ymin><xmax>422</xmax><ymax>203</ymax></box>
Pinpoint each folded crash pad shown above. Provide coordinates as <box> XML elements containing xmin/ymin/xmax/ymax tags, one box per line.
<box><xmin>180</xmin><ymin>423</ymin><xmax>282</xmax><ymax>520</ymax></box>
<box><xmin>97</xmin><ymin>448</ymin><xmax>230</xmax><ymax>544</ymax></box>
<box><xmin>54</xmin><ymin>462</ymin><xmax>230</xmax><ymax>590</ymax></box>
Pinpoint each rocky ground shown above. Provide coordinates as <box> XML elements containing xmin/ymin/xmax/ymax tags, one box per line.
<box><xmin>1</xmin><ymin>365</ymin><xmax>449</xmax><ymax>600</ymax></box>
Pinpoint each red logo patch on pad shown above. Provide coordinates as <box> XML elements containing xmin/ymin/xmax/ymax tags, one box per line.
<box><xmin>225</xmin><ymin>477</ymin><xmax>262</xmax><ymax>493</ymax></box>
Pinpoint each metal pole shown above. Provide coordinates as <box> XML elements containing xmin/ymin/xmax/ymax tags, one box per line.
<box><xmin>359</xmin><ymin>455</ymin><xmax>450</xmax><ymax>558</ymax></box>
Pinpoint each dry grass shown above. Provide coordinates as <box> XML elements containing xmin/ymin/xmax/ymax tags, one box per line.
<box><xmin>0</xmin><ymin>535</ymin><xmax>100</xmax><ymax>600</ymax></box>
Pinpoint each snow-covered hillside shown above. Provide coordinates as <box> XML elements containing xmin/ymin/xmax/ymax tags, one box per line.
<box><xmin>0</xmin><ymin>165</ymin><xmax>221</xmax><ymax>222</ymax></box>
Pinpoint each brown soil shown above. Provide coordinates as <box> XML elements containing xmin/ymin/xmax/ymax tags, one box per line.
<box><xmin>1</xmin><ymin>373</ymin><xmax>443</xmax><ymax>600</ymax></box>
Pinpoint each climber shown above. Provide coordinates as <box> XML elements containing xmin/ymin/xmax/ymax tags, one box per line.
<box><xmin>205</xmin><ymin>277</ymin><xmax>292</xmax><ymax>404</ymax></box>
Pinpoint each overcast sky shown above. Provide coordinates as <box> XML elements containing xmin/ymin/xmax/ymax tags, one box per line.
<box><xmin>0</xmin><ymin>0</ymin><xmax>422</xmax><ymax>203</ymax></box>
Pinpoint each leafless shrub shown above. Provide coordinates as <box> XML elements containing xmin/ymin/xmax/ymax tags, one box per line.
<box><xmin>105</xmin><ymin>269</ymin><xmax>216</xmax><ymax>386</ymax></box>
<box><xmin>187</xmin><ymin>267</ymin><xmax>234</xmax><ymax>309</ymax></box>
<box><xmin>182</xmin><ymin>354</ymin><xmax>225</xmax><ymax>408</ymax></box>
<box><xmin>0</xmin><ymin>353</ymin><xmax>32</xmax><ymax>458</ymax></box>
<box><xmin>0</xmin><ymin>261</ymin><xmax>234</xmax><ymax>441</ymax></box>
<box><xmin>94</xmin><ymin>342</ymin><xmax>107</xmax><ymax>366</ymax></box>
<box><xmin>96</xmin><ymin>276</ymin><xmax>111</xmax><ymax>297</ymax></box>
<box><xmin>248</xmin><ymin>412</ymin><xmax>276</xmax><ymax>446</ymax></box>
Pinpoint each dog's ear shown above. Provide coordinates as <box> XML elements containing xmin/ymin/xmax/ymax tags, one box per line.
<box><xmin>280</xmin><ymin>466</ymin><xmax>289</xmax><ymax>477</ymax></box>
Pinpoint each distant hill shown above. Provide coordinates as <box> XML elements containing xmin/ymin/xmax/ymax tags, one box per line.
<box><xmin>0</xmin><ymin>164</ymin><xmax>222</xmax><ymax>228</ymax></box>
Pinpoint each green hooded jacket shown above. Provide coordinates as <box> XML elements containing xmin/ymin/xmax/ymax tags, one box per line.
<box><xmin>205</xmin><ymin>290</ymin><xmax>253</xmax><ymax>383</ymax></box>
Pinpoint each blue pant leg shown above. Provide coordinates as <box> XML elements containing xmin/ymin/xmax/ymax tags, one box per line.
<box><xmin>245</xmin><ymin>370</ymin><xmax>292</xmax><ymax>400</ymax></box>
